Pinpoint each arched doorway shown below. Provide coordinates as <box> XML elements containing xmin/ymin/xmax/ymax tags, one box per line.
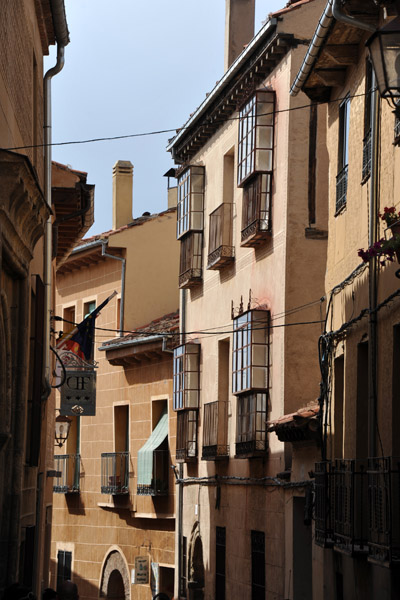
<box><xmin>107</xmin><ymin>569</ymin><xmax>125</xmax><ymax>600</ymax></box>
<box><xmin>100</xmin><ymin>550</ymin><xmax>130</xmax><ymax>600</ymax></box>
<box><xmin>188</xmin><ymin>524</ymin><xmax>204</xmax><ymax>600</ymax></box>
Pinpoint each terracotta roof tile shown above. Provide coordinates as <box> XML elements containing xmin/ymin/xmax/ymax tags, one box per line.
<box><xmin>268</xmin><ymin>402</ymin><xmax>320</xmax><ymax>430</ymax></box>
<box><xmin>102</xmin><ymin>310</ymin><xmax>179</xmax><ymax>347</ymax></box>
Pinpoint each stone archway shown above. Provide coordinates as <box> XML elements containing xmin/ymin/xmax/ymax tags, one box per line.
<box><xmin>100</xmin><ymin>550</ymin><xmax>130</xmax><ymax>600</ymax></box>
<box><xmin>188</xmin><ymin>523</ymin><xmax>204</xmax><ymax>600</ymax></box>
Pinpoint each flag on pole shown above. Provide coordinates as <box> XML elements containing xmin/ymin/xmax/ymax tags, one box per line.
<box><xmin>57</xmin><ymin>291</ymin><xmax>117</xmax><ymax>361</ymax></box>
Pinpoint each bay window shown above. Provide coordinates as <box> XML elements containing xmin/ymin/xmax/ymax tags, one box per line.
<box><xmin>177</xmin><ymin>166</ymin><xmax>205</xmax><ymax>239</ymax></box>
<box><xmin>237</xmin><ymin>89</ymin><xmax>275</xmax><ymax>187</ymax></box>
<box><xmin>173</xmin><ymin>343</ymin><xmax>200</xmax><ymax>410</ymax></box>
<box><xmin>241</xmin><ymin>173</ymin><xmax>272</xmax><ymax>246</ymax></box>
<box><xmin>232</xmin><ymin>310</ymin><xmax>270</xmax><ymax>395</ymax></box>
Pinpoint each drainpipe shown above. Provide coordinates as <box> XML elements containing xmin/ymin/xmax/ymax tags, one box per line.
<box><xmin>331</xmin><ymin>1</ymin><xmax>378</xmax><ymax>458</ymax></box>
<box><xmin>43</xmin><ymin>43</ymin><xmax>65</xmax><ymax>399</ymax></box>
<box><xmin>101</xmin><ymin>240</ymin><xmax>126</xmax><ymax>336</ymax></box>
<box><xmin>177</xmin><ymin>288</ymin><xmax>186</xmax><ymax>599</ymax></box>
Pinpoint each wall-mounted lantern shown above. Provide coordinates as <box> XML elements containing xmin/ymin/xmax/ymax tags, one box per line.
<box><xmin>55</xmin><ymin>414</ymin><xmax>72</xmax><ymax>448</ymax></box>
<box><xmin>366</xmin><ymin>16</ymin><xmax>400</xmax><ymax>103</ymax></box>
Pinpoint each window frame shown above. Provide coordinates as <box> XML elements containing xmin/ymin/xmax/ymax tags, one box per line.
<box><xmin>237</xmin><ymin>89</ymin><xmax>275</xmax><ymax>188</ymax></box>
<box><xmin>236</xmin><ymin>392</ymin><xmax>268</xmax><ymax>456</ymax></box>
<box><xmin>336</xmin><ymin>94</ymin><xmax>350</xmax><ymax>214</ymax></box>
<box><xmin>176</xmin><ymin>410</ymin><xmax>198</xmax><ymax>462</ymax></box>
<box><xmin>177</xmin><ymin>166</ymin><xmax>205</xmax><ymax>239</ymax></box>
<box><xmin>179</xmin><ymin>231</ymin><xmax>203</xmax><ymax>289</ymax></box>
<box><xmin>173</xmin><ymin>343</ymin><xmax>200</xmax><ymax>410</ymax></box>
<box><xmin>232</xmin><ymin>309</ymin><xmax>270</xmax><ymax>395</ymax></box>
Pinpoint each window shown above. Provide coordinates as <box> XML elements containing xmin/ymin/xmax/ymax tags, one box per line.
<box><xmin>179</xmin><ymin>232</ymin><xmax>203</xmax><ymax>289</ymax></box>
<box><xmin>237</xmin><ymin>89</ymin><xmax>275</xmax><ymax>187</ymax></box>
<box><xmin>336</xmin><ymin>95</ymin><xmax>350</xmax><ymax>213</ymax></box>
<box><xmin>176</xmin><ymin>410</ymin><xmax>197</xmax><ymax>462</ymax></box>
<box><xmin>207</xmin><ymin>203</ymin><xmax>234</xmax><ymax>270</ymax></box>
<box><xmin>173</xmin><ymin>344</ymin><xmax>200</xmax><ymax>410</ymax></box>
<box><xmin>395</xmin><ymin>103</ymin><xmax>400</xmax><ymax>145</ymax></box>
<box><xmin>63</xmin><ymin>305</ymin><xmax>75</xmax><ymax>334</ymax></box>
<box><xmin>57</xmin><ymin>550</ymin><xmax>72</xmax><ymax>589</ymax></box>
<box><xmin>241</xmin><ymin>173</ymin><xmax>272</xmax><ymax>247</ymax></box>
<box><xmin>251</xmin><ymin>531</ymin><xmax>265</xmax><ymax>600</ymax></box>
<box><xmin>83</xmin><ymin>300</ymin><xmax>96</xmax><ymax>318</ymax></box>
<box><xmin>202</xmin><ymin>340</ymin><xmax>229</xmax><ymax>460</ymax></box>
<box><xmin>177</xmin><ymin>166</ymin><xmax>205</xmax><ymax>239</ymax></box>
<box><xmin>236</xmin><ymin>393</ymin><xmax>268</xmax><ymax>456</ymax></box>
<box><xmin>216</xmin><ymin>527</ymin><xmax>226</xmax><ymax>600</ymax></box>
<box><xmin>232</xmin><ymin>310</ymin><xmax>269</xmax><ymax>395</ymax></box>
<box><xmin>362</xmin><ymin>60</ymin><xmax>373</xmax><ymax>183</ymax></box>
<box><xmin>137</xmin><ymin>407</ymin><xmax>169</xmax><ymax>496</ymax></box>
<box><xmin>101</xmin><ymin>405</ymin><xmax>129</xmax><ymax>494</ymax></box>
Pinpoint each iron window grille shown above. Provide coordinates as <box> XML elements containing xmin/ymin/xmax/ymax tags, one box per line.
<box><xmin>241</xmin><ymin>173</ymin><xmax>272</xmax><ymax>247</ymax></box>
<box><xmin>202</xmin><ymin>401</ymin><xmax>229</xmax><ymax>460</ymax></box>
<box><xmin>173</xmin><ymin>343</ymin><xmax>200</xmax><ymax>410</ymax></box>
<box><xmin>100</xmin><ymin>451</ymin><xmax>129</xmax><ymax>494</ymax></box>
<box><xmin>179</xmin><ymin>232</ymin><xmax>203</xmax><ymax>289</ymax></box>
<box><xmin>395</xmin><ymin>107</ymin><xmax>400</xmax><ymax>145</ymax></box>
<box><xmin>177</xmin><ymin>166</ymin><xmax>205</xmax><ymax>239</ymax></box>
<box><xmin>251</xmin><ymin>530</ymin><xmax>265</xmax><ymax>600</ymax></box>
<box><xmin>235</xmin><ymin>393</ymin><xmax>268</xmax><ymax>457</ymax></box>
<box><xmin>232</xmin><ymin>309</ymin><xmax>269</xmax><ymax>395</ymax></box>
<box><xmin>53</xmin><ymin>454</ymin><xmax>81</xmax><ymax>493</ymax></box>
<box><xmin>333</xmin><ymin>458</ymin><xmax>368</xmax><ymax>555</ymax></box>
<box><xmin>176</xmin><ymin>410</ymin><xmax>198</xmax><ymax>463</ymax></box>
<box><xmin>362</xmin><ymin>59</ymin><xmax>373</xmax><ymax>183</ymax></box>
<box><xmin>137</xmin><ymin>441</ymin><xmax>169</xmax><ymax>496</ymax></box>
<box><xmin>207</xmin><ymin>203</ymin><xmax>234</xmax><ymax>270</ymax></box>
<box><xmin>237</xmin><ymin>89</ymin><xmax>275</xmax><ymax>187</ymax></box>
<box><xmin>368</xmin><ymin>456</ymin><xmax>400</xmax><ymax>565</ymax></box>
<box><xmin>336</xmin><ymin>95</ymin><xmax>350</xmax><ymax>213</ymax></box>
<box><xmin>314</xmin><ymin>461</ymin><xmax>334</xmax><ymax>548</ymax></box>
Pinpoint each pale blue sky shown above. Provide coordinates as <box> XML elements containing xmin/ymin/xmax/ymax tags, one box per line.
<box><xmin>46</xmin><ymin>1</ymin><xmax>287</xmax><ymax>236</ymax></box>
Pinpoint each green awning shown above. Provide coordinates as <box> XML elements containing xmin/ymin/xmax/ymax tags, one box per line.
<box><xmin>137</xmin><ymin>409</ymin><xmax>168</xmax><ymax>486</ymax></box>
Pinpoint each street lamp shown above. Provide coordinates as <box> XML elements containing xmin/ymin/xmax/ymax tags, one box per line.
<box><xmin>366</xmin><ymin>16</ymin><xmax>400</xmax><ymax>104</ymax></box>
<box><xmin>55</xmin><ymin>414</ymin><xmax>72</xmax><ymax>448</ymax></box>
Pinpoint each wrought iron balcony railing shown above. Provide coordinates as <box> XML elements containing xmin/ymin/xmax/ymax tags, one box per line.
<box><xmin>202</xmin><ymin>401</ymin><xmax>229</xmax><ymax>460</ymax></box>
<box><xmin>333</xmin><ymin>459</ymin><xmax>368</xmax><ymax>555</ymax></box>
<box><xmin>335</xmin><ymin>165</ymin><xmax>348</xmax><ymax>214</ymax></box>
<box><xmin>53</xmin><ymin>454</ymin><xmax>80</xmax><ymax>493</ymax></box>
<box><xmin>368</xmin><ymin>457</ymin><xmax>400</xmax><ymax>565</ymax></box>
<box><xmin>101</xmin><ymin>452</ymin><xmax>129</xmax><ymax>495</ymax></box>
<box><xmin>314</xmin><ymin>457</ymin><xmax>400</xmax><ymax>565</ymax></box>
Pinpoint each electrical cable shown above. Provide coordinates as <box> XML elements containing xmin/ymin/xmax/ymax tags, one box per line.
<box><xmin>3</xmin><ymin>91</ymin><xmax>372</xmax><ymax>152</ymax></box>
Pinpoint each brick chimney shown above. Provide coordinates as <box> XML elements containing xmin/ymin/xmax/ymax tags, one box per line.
<box><xmin>224</xmin><ymin>0</ymin><xmax>255</xmax><ymax>72</ymax></box>
<box><xmin>112</xmin><ymin>160</ymin><xmax>133</xmax><ymax>229</ymax></box>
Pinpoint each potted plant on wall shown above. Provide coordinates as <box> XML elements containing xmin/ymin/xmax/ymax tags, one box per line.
<box><xmin>358</xmin><ymin>206</ymin><xmax>400</xmax><ymax>265</ymax></box>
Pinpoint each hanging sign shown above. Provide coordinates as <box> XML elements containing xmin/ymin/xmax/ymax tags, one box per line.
<box><xmin>60</xmin><ymin>369</ymin><xmax>96</xmax><ymax>416</ymax></box>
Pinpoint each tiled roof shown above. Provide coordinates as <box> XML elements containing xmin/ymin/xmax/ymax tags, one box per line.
<box><xmin>101</xmin><ymin>310</ymin><xmax>179</xmax><ymax>348</ymax></box>
<box><xmin>268</xmin><ymin>402</ymin><xmax>320</xmax><ymax>443</ymax></box>
<box><xmin>76</xmin><ymin>207</ymin><xmax>176</xmax><ymax>249</ymax></box>
<box><xmin>271</xmin><ymin>0</ymin><xmax>316</xmax><ymax>17</ymax></box>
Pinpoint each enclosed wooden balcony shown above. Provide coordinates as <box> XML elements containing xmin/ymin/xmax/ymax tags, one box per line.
<box><xmin>176</xmin><ymin>411</ymin><xmax>198</xmax><ymax>463</ymax></box>
<box><xmin>241</xmin><ymin>173</ymin><xmax>272</xmax><ymax>247</ymax></box>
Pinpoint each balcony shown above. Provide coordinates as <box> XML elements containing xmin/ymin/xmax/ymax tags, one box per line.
<box><xmin>315</xmin><ymin>457</ymin><xmax>400</xmax><ymax>566</ymax></box>
<box><xmin>335</xmin><ymin>165</ymin><xmax>348</xmax><ymax>214</ymax></box>
<box><xmin>333</xmin><ymin>459</ymin><xmax>368</xmax><ymax>555</ymax></box>
<box><xmin>176</xmin><ymin>410</ymin><xmax>197</xmax><ymax>463</ymax></box>
<box><xmin>101</xmin><ymin>452</ymin><xmax>129</xmax><ymax>494</ymax></box>
<box><xmin>179</xmin><ymin>232</ymin><xmax>202</xmax><ymax>289</ymax></box>
<box><xmin>368</xmin><ymin>457</ymin><xmax>400</xmax><ymax>565</ymax></box>
<box><xmin>241</xmin><ymin>173</ymin><xmax>271</xmax><ymax>248</ymax></box>
<box><xmin>207</xmin><ymin>204</ymin><xmax>234</xmax><ymax>270</ymax></box>
<box><xmin>202</xmin><ymin>401</ymin><xmax>229</xmax><ymax>460</ymax></box>
<box><xmin>53</xmin><ymin>454</ymin><xmax>80</xmax><ymax>493</ymax></box>
<box><xmin>137</xmin><ymin>443</ymin><xmax>169</xmax><ymax>496</ymax></box>
<box><xmin>235</xmin><ymin>393</ymin><xmax>268</xmax><ymax>458</ymax></box>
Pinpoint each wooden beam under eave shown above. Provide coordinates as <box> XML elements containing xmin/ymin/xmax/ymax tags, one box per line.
<box><xmin>323</xmin><ymin>45</ymin><xmax>359</xmax><ymax>66</ymax></box>
<box><xmin>314</xmin><ymin>69</ymin><xmax>346</xmax><ymax>88</ymax></box>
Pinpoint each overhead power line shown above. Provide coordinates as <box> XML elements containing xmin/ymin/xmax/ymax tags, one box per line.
<box><xmin>4</xmin><ymin>91</ymin><xmax>371</xmax><ymax>152</ymax></box>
